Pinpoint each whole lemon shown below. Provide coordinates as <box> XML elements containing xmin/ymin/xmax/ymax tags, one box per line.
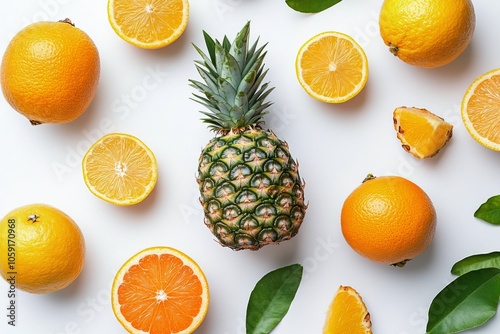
<box><xmin>379</xmin><ymin>0</ymin><xmax>475</xmax><ymax>68</ymax></box>
<box><xmin>1</xmin><ymin>19</ymin><xmax>100</xmax><ymax>125</ymax></box>
<box><xmin>341</xmin><ymin>175</ymin><xmax>436</xmax><ymax>267</ymax></box>
<box><xmin>0</xmin><ymin>204</ymin><xmax>86</xmax><ymax>294</ymax></box>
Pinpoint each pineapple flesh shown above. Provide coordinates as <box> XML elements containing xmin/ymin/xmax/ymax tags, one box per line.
<box><xmin>190</xmin><ymin>22</ymin><xmax>307</xmax><ymax>251</ymax></box>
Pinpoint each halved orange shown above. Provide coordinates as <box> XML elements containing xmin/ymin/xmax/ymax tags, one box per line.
<box><xmin>323</xmin><ymin>285</ymin><xmax>372</xmax><ymax>334</ymax></box>
<box><xmin>393</xmin><ymin>106</ymin><xmax>453</xmax><ymax>159</ymax></box>
<box><xmin>296</xmin><ymin>31</ymin><xmax>368</xmax><ymax>103</ymax></box>
<box><xmin>111</xmin><ymin>246</ymin><xmax>210</xmax><ymax>334</ymax></box>
<box><xmin>461</xmin><ymin>68</ymin><xmax>500</xmax><ymax>151</ymax></box>
<box><xmin>107</xmin><ymin>0</ymin><xmax>189</xmax><ymax>49</ymax></box>
<box><xmin>82</xmin><ymin>133</ymin><xmax>158</xmax><ymax>206</ymax></box>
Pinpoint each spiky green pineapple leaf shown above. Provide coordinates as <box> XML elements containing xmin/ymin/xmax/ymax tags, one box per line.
<box><xmin>202</xmin><ymin>30</ymin><xmax>216</xmax><ymax>66</ymax></box>
<box><xmin>189</xmin><ymin>80</ymin><xmax>214</xmax><ymax>98</ymax></box>
<box><xmin>191</xmin><ymin>93</ymin><xmax>220</xmax><ymax>115</ymax></box>
<box><xmin>222</xmin><ymin>35</ymin><xmax>231</xmax><ymax>51</ymax></box>
<box><xmin>248</xmin><ymin>68</ymin><xmax>268</xmax><ymax>99</ymax></box>
<box><xmin>217</xmin><ymin>76</ymin><xmax>237</xmax><ymax>104</ymax></box>
<box><xmin>214</xmin><ymin>42</ymin><xmax>227</xmax><ymax>76</ymax></box>
<box><xmin>234</xmin><ymin>91</ymin><xmax>249</xmax><ymax>110</ymax></box>
<box><xmin>193</xmin><ymin>43</ymin><xmax>217</xmax><ymax>75</ymax></box>
<box><xmin>250</xmin><ymin>81</ymin><xmax>273</xmax><ymax>108</ymax></box>
<box><xmin>248</xmin><ymin>70</ymin><xmax>269</xmax><ymax>103</ymax></box>
<box><xmin>246</xmin><ymin>37</ymin><xmax>259</xmax><ymax>62</ymax></box>
<box><xmin>238</xmin><ymin>70</ymin><xmax>257</xmax><ymax>97</ymax></box>
<box><xmin>191</xmin><ymin>22</ymin><xmax>274</xmax><ymax>132</ymax></box>
<box><xmin>242</xmin><ymin>45</ymin><xmax>267</xmax><ymax>79</ymax></box>
<box><xmin>211</xmin><ymin>31</ymin><xmax>244</xmax><ymax>90</ymax></box>
<box><xmin>231</xmin><ymin>21</ymin><xmax>250</xmax><ymax>73</ymax></box>
<box><xmin>229</xmin><ymin>106</ymin><xmax>245</xmax><ymax>125</ymax></box>
<box><xmin>193</xmin><ymin>65</ymin><xmax>218</xmax><ymax>94</ymax></box>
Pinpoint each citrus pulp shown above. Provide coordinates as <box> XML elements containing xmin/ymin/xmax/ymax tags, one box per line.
<box><xmin>111</xmin><ymin>246</ymin><xmax>209</xmax><ymax>334</ymax></box>
<box><xmin>108</xmin><ymin>0</ymin><xmax>190</xmax><ymax>49</ymax></box>
<box><xmin>296</xmin><ymin>31</ymin><xmax>368</xmax><ymax>103</ymax></box>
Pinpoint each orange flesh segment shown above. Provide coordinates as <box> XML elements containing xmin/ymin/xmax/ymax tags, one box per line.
<box><xmin>394</xmin><ymin>107</ymin><xmax>453</xmax><ymax>159</ymax></box>
<box><xmin>302</xmin><ymin>37</ymin><xmax>363</xmax><ymax>96</ymax></box>
<box><xmin>296</xmin><ymin>32</ymin><xmax>368</xmax><ymax>103</ymax></box>
<box><xmin>323</xmin><ymin>286</ymin><xmax>372</xmax><ymax>334</ymax></box>
<box><xmin>465</xmin><ymin>74</ymin><xmax>500</xmax><ymax>144</ymax></box>
<box><xmin>83</xmin><ymin>133</ymin><xmax>157</xmax><ymax>205</ymax></box>
<box><xmin>109</xmin><ymin>0</ymin><xmax>189</xmax><ymax>48</ymax></box>
<box><xmin>118</xmin><ymin>253</ymin><xmax>203</xmax><ymax>333</ymax></box>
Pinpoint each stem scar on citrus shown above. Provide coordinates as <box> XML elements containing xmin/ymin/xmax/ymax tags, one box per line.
<box><xmin>0</xmin><ymin>204</ymin><xmax>86</xmax><ymax>294</ymax></box>
<box><xmin>379</xmin><ymin>0</ymin><xmax>475</xmax><ymax>68</ymax></box>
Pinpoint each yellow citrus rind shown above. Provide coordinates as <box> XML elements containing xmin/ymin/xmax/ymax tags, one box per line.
<box><xmin>0</xmin><ymin>204</ymin><xmax>85</xmax><ymax>294</ymax></box>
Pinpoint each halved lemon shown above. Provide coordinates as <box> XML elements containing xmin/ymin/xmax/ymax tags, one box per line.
<box><xmin>393</xmin><ymin>106</ymin><xmax>453</xmax><ymax>159</ymax></box>
<box><xmin>82</xmin><ymin>133</ymin><xmax>158</xmax><ymax>206</ymax></box>
<box><xmin>461</xmin><ymin>68</ymin><xmax>500</xmax><ymax>151</ymax></box>
<box><xmin>323</xmin><ymin>285</ymin><xmax>372</xmax><ymax>334</ymax></box>
<box><xmin>296</xmin><ymin>31</ymin><xmax>368</xmax><ymax>103</ymax></box>
<box><xmin>107</xmin><ymin>0</ymin><xmax>189</xmax><ymax>49</ymax></box>
<box><xmin>111</xmin><ymin>246</ymin><xmax>210</xmax><ymax>334</ymax></box>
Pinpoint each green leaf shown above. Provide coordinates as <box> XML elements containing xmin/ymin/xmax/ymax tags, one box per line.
<box><xmin>246</xmin><ymin>264</ymin><xmax>303</xmax><ymax>334</ymax></box>
<box><xmin>231</xmin><ymin>21</ymin><xmax>250</xmax><ymax>74</ymax></box>
<box><xmin>426</xmin><ymin>268</ymin><xmax>500</xmax><ymax>334</ymax></box>
<box><xmin>452</xmin><ymin>252</ymin><xmax>500</xmax><ymax>276</ymax></box>
<box><xmin>285</xmin><ymin>0</ymin><xmax>342</xmax><ymax>13</ymax></box>
<box><xmin>202</xmin><ymin>30</ymin><xmax>216</xmax><ymax>66</ymax></box>
<box><xmin>474</xmin><ymin>195</ymin><xmax>500</xmax><ymax>224</ymax></box>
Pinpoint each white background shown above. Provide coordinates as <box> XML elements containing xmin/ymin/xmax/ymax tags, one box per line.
<box><xmin>1</xmin><ymin>0</ymin><xmax>500</xmax><ymax>333</ymax></box>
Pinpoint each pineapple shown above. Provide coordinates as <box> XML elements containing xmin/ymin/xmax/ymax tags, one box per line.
<box><xmin>190</xmin><ymin>22</ymin><xmax>307</xmax><ymax>251</ymax></box>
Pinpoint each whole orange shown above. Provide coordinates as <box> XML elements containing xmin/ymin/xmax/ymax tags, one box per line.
<box><xmin>0</xmin><ymin>204</ymin><xmax>86</xmax><ymax>294</ymax></box>
<box><xmin>340</xmin><ymin>175</ymin><xmax>436</xmax><ymax>266</ymax></box>
<box><xmin>379</xmin><ymin>0</ymin><xmax>475</xmax><ymax>68</ymax></box>
<box><xmin>1</xmin><ymin>19</ymin><xmax>100</xmax><ymax>125</ymax></box>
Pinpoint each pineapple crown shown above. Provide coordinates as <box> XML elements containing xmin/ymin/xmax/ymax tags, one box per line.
<box><xmin>189</xmin><ymin>22</ymin><xmax>274</xmax><ymax>134</ymax></box>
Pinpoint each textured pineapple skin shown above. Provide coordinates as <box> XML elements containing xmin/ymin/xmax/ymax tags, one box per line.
<box><xmin>197</xmin><ymin>127</ymin><xmax>307</xmax><ymax>250</ymax></box>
